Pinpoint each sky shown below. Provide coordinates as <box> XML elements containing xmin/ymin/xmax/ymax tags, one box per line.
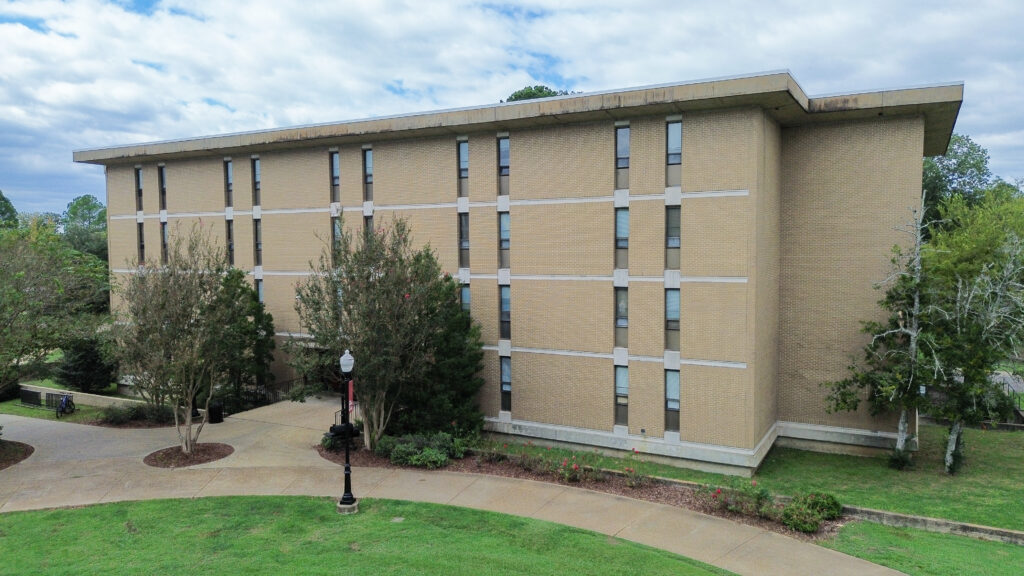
<box><xmin>1</xmin><ymin>0</ymin><xmax>1021</xmax><ymax>214</ymax></box>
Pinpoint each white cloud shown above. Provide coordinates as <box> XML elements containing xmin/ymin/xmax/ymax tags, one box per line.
<box><xmin>0</xmin><ymin>0</ymin><xmax>1021</xmax><ymax>213</ymax></box>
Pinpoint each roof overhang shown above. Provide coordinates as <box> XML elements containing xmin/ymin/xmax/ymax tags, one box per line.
<box><xmin>73</xmin><ymin>70</ymin><xmax>962</xmax><ymax>166</ymax></box>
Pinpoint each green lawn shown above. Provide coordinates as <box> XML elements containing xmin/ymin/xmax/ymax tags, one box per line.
<box><xmin>0</xmin><ymin>398</ymin><xmax>105</xmax><ymax>424</ymax></box>
<box><xmin>823</xmin><ymin>521</ymin><xmax>1024</xmax><ymax>576</ymax></box>
<box><xmin>0</xmin><ymin>497</ymin><xmax>733</xmax><ymax>576</ymax></box>
<box><xmin>486</xmin><ymin>422</ymin><xmax>1024</xmax><ymax>530</ymax></box>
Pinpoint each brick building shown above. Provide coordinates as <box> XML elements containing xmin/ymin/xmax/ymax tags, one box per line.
<box><xmin>75</xmin><ymin>71</ymin><xmax>962</xmax><ymax>473</ymax></box>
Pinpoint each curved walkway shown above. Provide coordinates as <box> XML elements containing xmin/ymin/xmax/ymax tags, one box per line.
<box><xmin>0</xmin><ymin>398</ymin><xmax>901</xmax><ymax>576</ymax></box>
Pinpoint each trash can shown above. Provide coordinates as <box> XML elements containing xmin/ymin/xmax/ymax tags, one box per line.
<box><xmin>208</xmin><ymin>402</ymin><xmax>224</xmax><ymax>424</ymax></box>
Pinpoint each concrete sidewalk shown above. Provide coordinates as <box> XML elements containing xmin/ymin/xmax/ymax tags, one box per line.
<box><xmin>0</xmin><ymin>400</ymin><xmax>902</xmax><ymax>576</ymax></box>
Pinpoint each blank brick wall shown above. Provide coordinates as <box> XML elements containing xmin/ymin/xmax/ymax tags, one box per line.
<box><xmin>517</xmin><ymin>354</ymin><xmax>613</xmax><ymax>430</ymax></box>
<box><xmin>514</xmin><ymin>280</ymin><xmax>611</xmax><ymax>353</ymax></box>
<box><xmin>512</xmin><ymin>203</ymin><xmax>613</xmax><ymax>276</ymax></box>
<box><xmin>261</xmin><ymin>149</ymin><xmax>329</xmax><ymax>210</ymax></box>
<box><xmin>375</xmin><ymin>136</ymin><xmax>456</xmax><ymax>206</ymax></box>
<box><xmin>511</xmin><ymin>122</ymin><xmax>613</xmax><ymax>200</ymax></box>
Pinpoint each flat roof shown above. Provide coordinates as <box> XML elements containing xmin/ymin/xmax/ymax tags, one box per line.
<box><xmin>73</xmin><ymin>70</ymin><xmax>962</xmax><ymax>165</ymax></box>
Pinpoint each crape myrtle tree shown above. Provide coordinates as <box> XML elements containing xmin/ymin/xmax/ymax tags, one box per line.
<box><xmin>289</xmin><ymin>217</ymin><xmax>484</xmax><ymax>450</ymax></box>
<box><xmin>114</xmin><ymin>224</ymin><xmax>275</xmax><ymax>455</ymax></box>
<box><xmin>0</xmin><ymin>217</ymin><xmax>107</xmax><ymax>398</ymax></box>
<box><xmin>827</xmin><ymin>194</ymin><xmax>936</xmax><ymax>465</ymax></box>
<box><xmin>924</xmin><ymin>189</ymin><xmax>1024</xmax><ymax>473</ymax></box>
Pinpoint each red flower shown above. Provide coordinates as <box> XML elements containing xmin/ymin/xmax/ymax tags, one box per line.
<box><xmin>712</xmin><ymin>493</ymin><xmax>718</xmax><ymax>499</ymax></box>
<box><xmin>404</xmin><ymin>293</ymin><xmax>410</xmax><ymax>299</ymax></box>
<box><xmin>751</xmin><ymin>481</ymin><xmax>757</xmax><ymax>486</ymax></box>
<box><xmin>572</xmin><ymin>463</ymin><xmax>579</xmax><ymax>471</ymax></box>
<box><xmin>562</xmin><ymin>458</ymin><xmax>568</xmax><ymax>466</ymax></box>
<box><xmin>715</xmin><ymin>488</ymin><xmax>722</xmax><ymax>494</ymax></box>
<box><xmin>503</xmin><ymin>443</ymin><xmax>508</xmax><ymax>448</ymax></box>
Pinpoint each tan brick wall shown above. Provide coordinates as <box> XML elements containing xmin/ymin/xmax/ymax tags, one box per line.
<box><xmin>261</xmin><ymin>212</ymin><xmax>329</xmax><ymax>272</ymax></box>
<box><xmin>108</xmin><ymin>218</ymin><xmax>138</xmax><ymax>268</ymax></box>
<box><xmin>627</xmin><ymin>282</ymin><xmax>665</xmax><ymax>358</ymax></box>
<box><xmin>511</xmin><ymin>202</ymin><xmax>613</xmax><ymax>276</ymax></box>
<box><xmin>232</xmin><ymin>217</ymin><xmax>255</xmax><ymax>269</ymax></box>
<box><xmin>510</xmin><ymin>122</ymin><xmax>613</xmax><ymax>200</ymax></box>
<box><xmin>165</xmin><ymin>157</ymin><xmax>229</xmax><ymax>213</ymax></box>
<box><xmin>338</xmin><ymin>147</ymin><xmax>364</xmax><ymax>208</ymax></box>
<box><xmin>627</xmin><ymin>200</ymin><xmax>666</xmax><ymax>277</ymax></box>
<box><xmin>140</xmin><ymin>164</ymin><xmax>160</xmax><ymax>214</ymax></box>
<box><xmin>682</xmin><ymin>108</ymin><xmax>760</xmax><ymax>193</ymax></box>
<box><xmin>468</xmin><ymin>134</ymin><xmax>498</xmax><ymax>203</ymax></box>
<box><xmin>681</xmin><ymin>196</ymin><xmax>750</xmax><ymax>277</ymax></box>
<box><xmin>516</xmin><ymin>353</ymin><xmax>613</xmax><ymax>430</ymax></box>
<box><xmin>627</xmin><ymin>361</ymin><xmax>665</xmax><ymax>437</ymax></box>
<box><xmin>262</xmin><ymin>274</ymin><xmax>307</xmax><ymax>333</ymax></box>
<box><xmin>478</xmin><ymin>349</ymin><xmax>502</xmax><ymax>417</ymax></box>
<box><xmin>513</xmin><ymin>279</ymin><xmax>612</xmax><ymax>353</ymax></box>
<box><xmin>473</xmin><ymin>280</ymin><xmax>499</xmax><ymax>345</ymax></box>
<box><xmin>778</xmin><ymin>116</ymin><xmax>924</xmax><ymax>431</ymax></box>
<box><xmin>261</xmin><ymin>149</ymin><xmax>330</xmax><ymax>210</ymax></box>
<box><xmin>753</xmin><ymin>115</ymin><xmax>781</xmax><ymax>439</ymax></box>
<box><xmin>468</xmin><ymin>207</ymin><xmax>497</xmax><ymax>274</ymax></box>
<box><xmin>375</xmin><ymin>136</ymin><xmax>457</xmax><ymax>206</ymax></box>
<box><xmin>231</xmin><ymin>156</ymin><xmax>254</xmax><ymax>212</ymax></box>
<box><xmin>630</xmin><ymin>116</ymin><xmax>668</xmax><ymax>196</ymax></box>
<box><xmin>106</xmin><ymin>166</ymin><xmax>135</xmax><ymax>216</ymax></box>
<box><xmin>681</xmin><ymin>282</ymin><xmax>749</xmax><ymax>363</ymax></box>
<box><xmin>680</xmin><ymin>364</ymin><xmax>751</xmax><ymax>448</ymax></box>
<box><xmin>382</xmin><ymin>208</ymin><xmax>458</xmax><ymax>275</ymax></box>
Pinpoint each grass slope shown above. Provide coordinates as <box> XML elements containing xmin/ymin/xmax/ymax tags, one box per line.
<box><xmin>823</xmin><ymin>522</ymin><xmax>1024</xmax><ymax>576</ymax></box>
<box><xmin>0</xmin><ymin>398</ymin><xmax>104</xmax><ymax>424</ymax></box>
<box><xmin>0</xmin><ymin>497</ymin><xmax>734</xmax><ymax>576</ymax></box>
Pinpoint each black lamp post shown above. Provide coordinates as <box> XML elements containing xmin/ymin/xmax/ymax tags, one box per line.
<box><xmin>334</xmin><ymin>349</ymin><xmax>358</xmax><ymax>513</ymax></box>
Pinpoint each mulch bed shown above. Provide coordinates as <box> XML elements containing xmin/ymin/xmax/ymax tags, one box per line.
<box><xmin>316</xmin><ymin>444</ymin><xmax>844</xmax><ymax>542</ymax></box>
<box><xmin>144</xmin><ymin>443</ymin><xmax>234</xmax><ymax>468</ymax></box>
<box><xmin>0</xmin><ymin>440</ymin><xmax>34</xmax><ymax>471</ymax></box>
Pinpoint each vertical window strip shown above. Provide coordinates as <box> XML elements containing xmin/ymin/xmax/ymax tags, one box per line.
<box><xmin>458</xmin><ymin>213</ymin><xmax>470</xmax><ymax>268</ymax></box>
<box><xmin>256</xmin><ymin>279</ymin><xmax>265</xmax><ymax>304</ymax></box>
<box><xmin>615</xmin><ymin>366</ymin><xmax>629</xmax><ymax>426</ymax></box>
<box><xmin>458</xmin><ymin>141</ymin><xmax>469</xmax><ymax>179</ymax></box>
<box><xmin>330</xmin><ymin>151</ymin><xmax>340</xmax><ymax>203</ymax></box>
<box><xmin>224</xmin><ymin>160</ymin><xmax>233</xmax><ymax>208</ymax></box>
<box><xmin>666</xmin><ymin>207</ymin><xmax>681</xmax><ymax>247</ymax></box>
<box><xmin>253</xmin><ymin>219</ymin><xmax>262</xmax><ymax>266</ymax></box>
<box><xmin>666</xmin><ymin>121</ymin><xmax>682</xmax><ymax>165</ymax></box>
<box><xmin>460</xmin><ymin>284</ymin><xmax>470</xmax><ymax>312</ymax></box>
<box><xmin>500</xmin><ymin>356</ymin><xmax>511</xmax><ymax>411</ymax></box>
<box><xmin>497</xmin><ymin>137</ymin><xmax>510</xmax><ymax>176</ymax></box>
<box><xmin>134</xmin><ymin>167</ymin><xmax>143</xmax><ymax>211</ymax></box>
<box><xmin>499</xmin><ymin>285</ymin><xmax>511</xmax><ymax>339</ymax></box>
<box><xmin>160</xmin><ymin>222</ymin><xmax>168</xmax><ymax>265</ymax></box>
<box><xmin>158</xmin><ymin>166</ymin><xmax>166</xmax><ymax>210</ymax></box>
<box><xmin>251</xmin><ymin>158</ymin><xmax>261</xmax><ymax>206</ymax></box>
<box><xmin>226</xmin><ymin>220</ymin><xmax>234</xmax><ymax>265</ymax></box>
<box><xmin>615</xmin><ymin>288</ymin><xmax>628</xmax><ymax>327</ymax></box>
<box><xmin>498</xmin><ymin>212</ymin><xmax>510</xmax><ymax>268</ymax></box>
<box><xmin>665</xmin><ymin>369</ymin><xmax>680</xmax><ymax>432</ymax></box>
<box><xmin>137</xmin><ymin>222</ymin><xmax>145</xmax><ymax>263</ymax></box>
<box><xmin>362</xmin><ymin>148</ymin><xmax>373</xmax><ymax>201</ymax></box>
<box><xmin>615</xmin><ymin>126</ymin><xmax>630</xmax><ymax>168</ymax></box>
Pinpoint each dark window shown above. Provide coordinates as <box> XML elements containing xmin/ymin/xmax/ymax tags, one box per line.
<box><xmin>615</xmin><ymin>126</ymin><xmax>630</xmax><ymax>169</ymax></box>
<box><xmin>330</xmin><ymin>151</ymin><xmax>340</xmax><ymax>203</ymax></box>
<box><xmin>224</xmin><ymin>160</ymin><xmax>233</xmax><ymax>208</ymax></box>
<box><xmin>134</xmin><ymin>167</ymin><xmax>143</xmax><ymax>211</ymax></box>
<box><xmin>137</xmin><ymin>222</ymin><xmax>145</xmax><ymax>263</ymax></box>
<box><xmin>615</xmin><ymin>287</ymin><xmax>628</xmax><ymax>348</ymax></box>
<box><xmin>615</xmin><ymin>208</ymin><xmax>628</xmax><ymax>269</ymax></box>
<box><xmin>226</xmin><ymin>220</ymin><xmax>234</xmax><ymax>265</ymax></box>
<box><xmin>498</xmin><ymin>137</ymin><xmax>510</xmax><ymax>176</ymax></box>
<box><xmin>500</xmin><ymin>356</ymin><xmax>511</xmax><ymax>411</ymax></box>
<box><xmin>667</xmin><ymin>121</ymin><xmax>682</xmax><ymax>165</ymax></box>
<box><xmin>362</xmin><ymin>149</ymin><xmax>373</xmax><ymax>201</ymax></box>
<box><xmin>460</xmin><ymin>285</ymin><xmax>470</xmax><ymax>312</ymax></box>
<box><xmin>160</xmin><ymin>222</ymin><xmax>168</xmax><ymax>265</ymax></box>
<box><xmin>499</xmin><ymin>285</ymin><xmax>511</xmax><ymax>339</ymax></box>
<box><xmin>158</xmin><ymin>166</ymin><xmax>166</xmax><ymax>210</ymax></box>
<box><xmin>251</xmin><ymin>158</ymin><xmax>261</xmax><ymax>206</ymax></box>
<box><xmin>253</xmin><ymin>219</ymin><xmax>262</xmax><ymax>266</ymax></box>
<box><xmin>256</xmin><ymin>279</ymin><xmax>265</xmax><ymax>304</ymax></box>
<box><xmin>498</xmin><ymin>212</ymin><xmax>510</xmax><ymax>268</ymax></box>
<box><xmin>666</xmin><ymin>206</ymin><xmax>681</xmax><ymax>247</ymax></box>
<box><xmin>665</xmin><ymin>370</ymin><xmax>680</xmax><ymax>432</ymax></box>
<box><xmin>458</xmin><ymin>141</ymin><xmax>469</xmax><ymax>179</ymax></box>
<box><xmin>458</xmin><ymin>213</ymin><xmax>470</xmax><ymax>268</ymax></box>
<box><xmin>665</xmin><ymin>289</ymin><xmax>680</xmax><ymax>351</ymax></box>
<box><xmin>364</xmin><ymin>215</ymin><xmax>373</xmax><ymax>237</ymax></box>
<box><xmin>615</xmin><ymin>366</ymin><xmax>629</xmax><ymax>426</ymax></box>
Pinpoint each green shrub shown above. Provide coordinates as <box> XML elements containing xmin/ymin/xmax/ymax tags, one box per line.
<box><xmin>321</xmin><ymin>433</ymin><xmax>341</xmax><ymax>452</ymax></box>
<box><xmin>888</xmin><ymin>448</ymin><xmax>914</xmax><ymax>470</ymax></box>
<box><xmin>792</xmin><ymin>492</ymin><xmax>842</xmax><ymax>520</ymax></box>
<box><xmin>101</xmin><ymin>403</ymin><xmax>174</xmax><ymax>426</ymax></box>
<box><xmin>56</xmin><ymin>336</ymin><xmax>117</xmax><ymax>394</ymax></box>
<box><xmin>781</xmin><ymin>501</ymin><xmax>822</xmax><ymax>533</ymax></box>
<box><xmin>389</xmin><ymin>442</ymin><xmax>420</xmax><ymax>466</ymax></box>
<box><xmin>409</xmin><ymin>447</ymin><xmax>448</xmax><ymax>469</ymax></box>
<box><xmin>374</xmin><ymin>435</ymin><xmax>397</xmax><ymax>458</ymax></box>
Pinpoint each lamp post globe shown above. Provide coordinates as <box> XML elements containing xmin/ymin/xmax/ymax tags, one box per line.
<box><xmin>337</xmin><ymin>349</ymin><xmax>357</xmax><ymax>513</ymax></box>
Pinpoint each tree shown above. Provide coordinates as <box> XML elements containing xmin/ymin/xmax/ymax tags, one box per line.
<box><xmin>56</xmin><ymin>333</ymin><xmax>118</xmax><ymax>394</ymax></box>
<box><xmin>114</xmin><ymin>224</ymin><xmax>248</xmax><ymax>455</ymax></box>
<box><xmin>0</xmin><ymin>190</ymin><xmax>15</xmax><ymax>229</ymax></box>
<box><xmin>211</xmin><ymin>268</ymin><xmax>276</xmax><ymax>414</ymax></box>
<box><xmin>0</xmin><ymin>218</ymin><xmax>107</xmax><ymax>398</ymax></box>
<box><xmin>923</xmin><ymin>190</ymin><xmax>1024</xmax><ymax>473</ymax></box>
<box><xmin>505</xmin><ymin>85</ymin><xmax>571</xmax><ymax>102</ymax></box>
<box><xmin>62</xmin><ymin>194</ymin><xmax>108</xmax><ymax>261</ymax></box>
<box><xmin>290</xmin><ymin>218</ymin><xmax>480</xmax><ymax>450</ymax></box>
<box><xmin>389</xmin><ymin>276</ymin><xmax>485</xmax><ymax>436</ymax></box>
<box><xmin>827</xmin><ymin>195</ymin><xmax>936</xmax><ymax>463</ymax></box>
<box><xmin>922</xmin><ymin>133</ymin><xmax>992</xmax><ymax>227</ymax></box>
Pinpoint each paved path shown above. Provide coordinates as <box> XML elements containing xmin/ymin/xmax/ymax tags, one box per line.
<box><xmin>0</xmin><ymin>398</ymin><xmax>902</xmax><ymax>576</ymax></box>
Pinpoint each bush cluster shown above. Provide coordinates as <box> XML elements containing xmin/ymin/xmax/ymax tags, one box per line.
<box><xmin>100</xmin><ymin>403</ymin><xmax>174</xmax><ymax>426</ymax></box>
<box><xmin>373</xmin><ymin>432</ymin><xmax>469</xmax><ymax>469</ymax></box>
<box><xmin>697</xmin><ymin>479</ymin><xmax>842</xmax><ymax>534</ymax></box>
<box><xmin>780</xmin><ymin>492</ymin><xmax>842</xmax><ymax>533</ymax></box>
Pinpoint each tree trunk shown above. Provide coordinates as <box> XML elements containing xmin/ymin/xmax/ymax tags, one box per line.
<box><xmin>945</xmin><ymin>419</ymin><xmax>963</xmax><ymax>474</ymax></box>
<box><xmin>894</xmin><ymin>409</ymin><xmax>909</xmax><ymax>453</ymax></box>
